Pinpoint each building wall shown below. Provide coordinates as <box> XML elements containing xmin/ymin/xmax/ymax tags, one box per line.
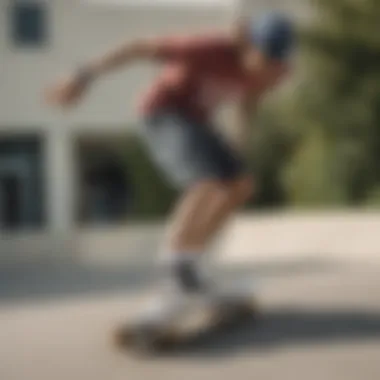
<box><xmin>0</xmin><ymin>0</ymin><xmax>235</xmax><ymax>130</ymax></box>
<box><xmin>0</xmin><ymin>0</ymin><xmax>311</xmax><ymax>261</ymax></box>
<box><xmin>0</xmin><ymin>0</ymin><xmax>310</xmax><ymax>130</ymax></box>
<box><xmin>0</xmin><ymin>0</ymin><xmax>237</xmax><ymax>259</ymax></box>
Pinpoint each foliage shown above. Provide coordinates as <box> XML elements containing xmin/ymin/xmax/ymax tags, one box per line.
<box><xmin>122</xmin><ymin>0</ymin><xmax>380</xmax><ymax>216</ymax></box>
<box><xmin>121</xmin><ymin>132</ymin><xmax>177</xmax><ymax>219</ymax></box>
<box><xmin>256</xmin><ymin>0</ymin><xmax>380</xmax><ymax>207</ymax></box>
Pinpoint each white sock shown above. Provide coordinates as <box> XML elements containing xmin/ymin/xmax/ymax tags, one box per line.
<box><xmin>160</xmin><ymin>250</ymin><xmax>208</xmax><ymax>292</ymax></box>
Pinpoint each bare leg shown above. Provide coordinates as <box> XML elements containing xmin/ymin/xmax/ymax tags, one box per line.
<box><xmin>192</xmin><ymin>176</ymin><xmax>254</xmax><ymax>248</ymax></box>
<box><xmin>165</xmin><ymin>177</ymin><xmax>253</xmax><ymax>253</ymax></box>
<box><xmin>164</xmin><ymin>181</ymin><xmax>216</xmax><ymax>253</ymax></box>
<box><xmin>161</xmin><ymin>177</ymin><xmax>252</xmax><ymax>292</ymax></box>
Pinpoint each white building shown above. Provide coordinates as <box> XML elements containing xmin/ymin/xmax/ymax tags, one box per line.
<box><xmin>0</xmin><ymin>0</ymin><xmax>309</xmax><ymax>261</ymax></box>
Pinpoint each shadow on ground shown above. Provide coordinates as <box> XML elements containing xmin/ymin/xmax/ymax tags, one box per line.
<box><xmin>153</xmin><ymin>309</ymin><xmax>380</xmax><ymax>359</ymax></box>
<box><xmin>0</xmin><ymin>257</ymin><xmax>340</xmax><ymax>304</ymax></box>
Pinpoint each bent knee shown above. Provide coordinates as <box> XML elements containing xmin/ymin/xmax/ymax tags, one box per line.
<box><xmin>190</xmin><ymin>176</ymin><xmax>254</xmax><ymax>202</ymax></box>
<box><xmin>199</xmin><ymin>176</ymin><xmax>254</xmax><ymax>201</ymax></box>
<box><xmin>231</xmin><ymin>176</ymin><xmax>254</xmax><ymax>202</ymax></box>
<box><xmin>190</xmin><ymin>179</ymin><xmax>224</xmax><ymax>195</ymax></box>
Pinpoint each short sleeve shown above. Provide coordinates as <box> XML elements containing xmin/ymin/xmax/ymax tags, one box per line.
<box><xmin>151</xmin><ymin>34</ymin><xmax>230</xmax><ymax>62</ymax></box>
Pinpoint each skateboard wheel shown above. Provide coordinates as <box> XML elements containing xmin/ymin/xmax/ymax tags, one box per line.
<box><xmin>209</xmin><ymin>305</ymin><xmax>236</xmax><ymax>327</ymax></box>
<box><xmin>210</xmin><ymin>299</ymin><xmax>257</xmax><ymax>327</ymax></box>
<box><xmin>115</xmin><ymin>325</ymin><xmax>157</xmax><ymax>352</ymax></box>
<box><xmin>114</xmin><ymin>324</ymin><xmax>178</xmax><ymax>354</ymax></box>
<box><xmin>234</xmin><ymin>302</ymin><xmax>256</xmax><ymax>320</ymax></box>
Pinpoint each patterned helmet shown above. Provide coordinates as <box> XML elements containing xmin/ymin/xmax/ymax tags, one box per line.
<box><xmin>249</xmin><ymin>12</ymin><xmax>295</xmax><ymax>60</ymax></box>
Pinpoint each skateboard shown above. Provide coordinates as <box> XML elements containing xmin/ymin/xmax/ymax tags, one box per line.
<box><xmin>113</xmin><ymin>290</ymin><xmax>259</xmax><ymax>355</ymax></box>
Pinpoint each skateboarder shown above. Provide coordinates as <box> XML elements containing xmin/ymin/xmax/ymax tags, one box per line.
<box><xmin>46</xmin><ymin>12</ymin><xmax>295</xmax><ymax>318</ymax></box>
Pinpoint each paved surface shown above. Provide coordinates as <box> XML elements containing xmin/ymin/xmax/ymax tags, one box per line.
<box><xmin>4</xmin><ymin>212</ymin><xmax>380</xmax><ymax>263</ymax></box>
<box><xmin>1</xmin><ymin>259</ymin><xmax>380</xmax><ymax>380</ymax></box>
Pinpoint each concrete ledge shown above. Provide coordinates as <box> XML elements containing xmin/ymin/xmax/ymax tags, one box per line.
<box><xmin>0</xmin><ymin>231</ymin><xmax>78</xmax><ymax>265</ymax></box>
<box><xmin>0</xmin><ymin>233</ymin><xmax>54</xmax><ymax>264</ymax></box>
<box><xmin>218</xmin><ymin>211</ymin><xmax>380</xmax><ymax>264</ymax></box>
<box><xmin>1</xmin><ymin>211</ymin><xmax>380</xmax><ymax>265</ymax></box>
<box><xmin>76</xmin><ymin>224</ymin><xmax>164</xmax><ymax>263</ymax></box>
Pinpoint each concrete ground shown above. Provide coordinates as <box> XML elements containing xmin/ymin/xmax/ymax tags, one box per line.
<box><xmin>1</xmin><ymin>256</ymin><xmax>380</xmax><ymax>380</ymax></box>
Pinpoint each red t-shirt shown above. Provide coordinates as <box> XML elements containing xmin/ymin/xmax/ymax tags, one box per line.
<box><xmin>138</xmin><ymin>33</ymin><xmax>287</xmax><ymax>123</ymax></box>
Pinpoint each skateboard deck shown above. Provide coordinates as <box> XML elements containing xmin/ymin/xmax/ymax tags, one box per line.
<box><xmin>113</xmin><ymin>293</ymin><xmax>259</xmax><ymax>355</ymax></box>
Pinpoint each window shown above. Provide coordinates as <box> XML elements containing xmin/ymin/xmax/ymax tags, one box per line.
<box><xmin>10</xmin><ymin>1</ymin><xmax>48</xmax><ymax>47</ymax></box>
<box><xmin>75</xmin><ymin>137</ymin><xmax>134</xmax><ymax>225</ymax></box>
<box><xmin>0</xmin><ymin>135</ymin><xmax>46</xmax><ymax>231</ymax></box>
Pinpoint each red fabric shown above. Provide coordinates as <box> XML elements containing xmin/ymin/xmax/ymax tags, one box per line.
<box><xmin>138</xmin><ymin>33</ymin><xmax>288</xmax><ymax>122</ymax></box>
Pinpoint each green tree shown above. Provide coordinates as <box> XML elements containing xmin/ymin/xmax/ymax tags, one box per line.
<box><xmin>280</xmin><ymin>0</ymin><xmax>380</xmax><ymax>206</ymax></box>
<box><xmin>122</xmin><ymin>133</ymin><xmax>177</xmax><ymax>219</ymax></box>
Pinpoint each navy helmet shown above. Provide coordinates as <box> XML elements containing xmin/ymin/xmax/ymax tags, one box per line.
<box><xmin>249</xmin><ymin>12</ymin><xmax>295</xmax><ymax>61</ymax></box>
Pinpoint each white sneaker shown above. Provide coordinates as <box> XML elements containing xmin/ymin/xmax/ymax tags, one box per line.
<box><xmin>134</xmin><ymin>288</ymin><xmax>196</xmax><ymax>328</ymax></box>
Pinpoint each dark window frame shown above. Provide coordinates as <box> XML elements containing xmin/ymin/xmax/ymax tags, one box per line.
<box><xmin>0</xmin><ymin>132</ymin><xmax>47</xmax><ymax>232</ymax></box>
<box><xmin>9</xmin><ymin>1</ymin><xmax>49</xmax><ymax>48</ymax></box>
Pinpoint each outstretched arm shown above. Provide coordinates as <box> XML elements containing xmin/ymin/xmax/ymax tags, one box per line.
<box><xmin>83</xmin><ymin>38</ymin><xmax>171</xmax><ymax>78</ymax></box>
<box><xmin>44</xmin><ymin>37</ymin><xmax>178</xmax><ymax>108</ymax></box>
<box><xmin>45</xmin><ymin>33</ymin><xmax>226</xmax><ymax>108</ymax></box>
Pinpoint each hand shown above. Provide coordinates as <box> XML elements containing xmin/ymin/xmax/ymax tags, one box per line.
<box><xmin>44</xmin><ymin>71</ymin><xmax>92</xmax><ymax>108</ymax></box>
<box><xmin>233</xmin><ymin>136</ymin><xmax>249</xmax><ymax>157</ymax></box>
